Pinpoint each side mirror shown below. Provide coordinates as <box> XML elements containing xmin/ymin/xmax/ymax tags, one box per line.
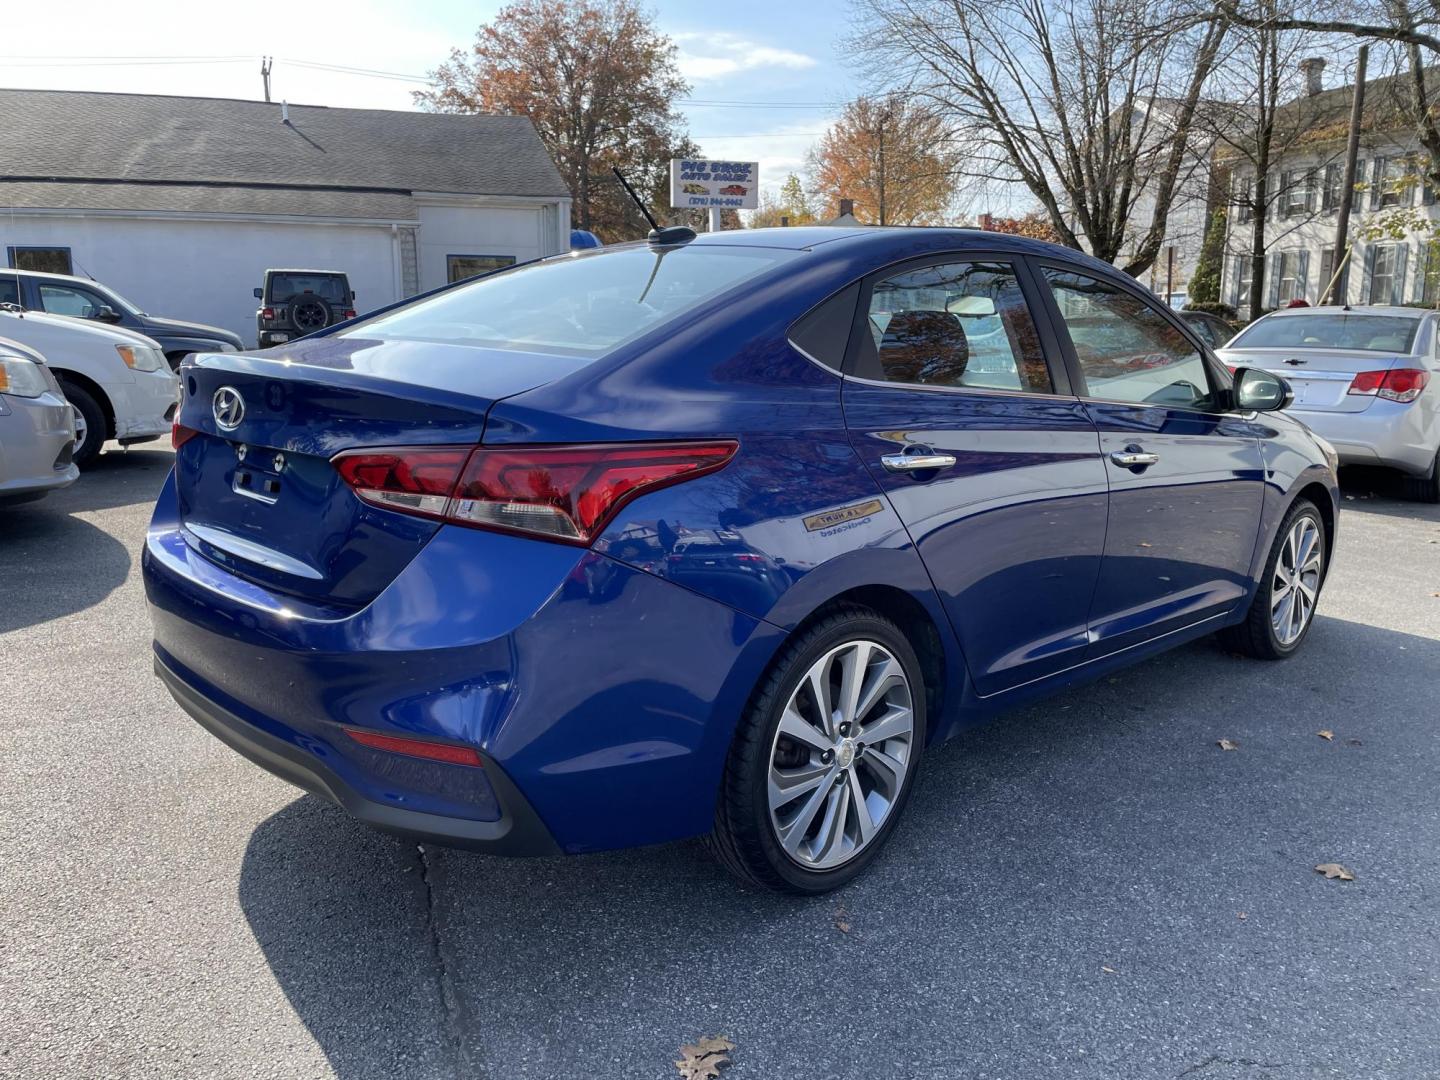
<box><xmin>1233</xmin><ymin>366</ymin><xmax>1293</xmax><ymax>412</ymax></box>
<box><xmin>96</xmin><ymin>305</ymin><xmax>122</xmax><ymax>323</ymax></box>
<box><xmin>253</xmin><ymin>287</ymin><xmax>263</xmax><ymax>299</ymax></box>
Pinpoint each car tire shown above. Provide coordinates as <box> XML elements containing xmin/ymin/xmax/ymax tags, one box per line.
<box><xmin>1218</xmin><ymin>498</ymin><xmax>1326</xmax><ymax>660</ymax></box>
<box><xmin>58</xmin><ymin>380</ymin><xmax>107</xmax><ymax>467</ymax></box>
<box><xmin>1402</xmin><ymin>448</ymin><xmax>1440</xmax><ymax>503</ymax></box>
<box><xmin>706</xmin><ymin>605</ymin><xmax>927</xmax><ymax>894</ymax></box>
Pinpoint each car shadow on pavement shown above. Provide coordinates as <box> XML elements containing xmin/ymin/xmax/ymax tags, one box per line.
<box><xmin>237</xmin><ymin>614</ymin><xmax>1440</xmax><ymax>1080</ymax></box>
<box><xmin>0</xmin><ymin>495</ymin><xmax>132</xmax><ymax>634</ymax></box>
<box><xmin>62</xmin><ymin>445</ymin><xmax>175</xmax><ymax>512</ymax></box>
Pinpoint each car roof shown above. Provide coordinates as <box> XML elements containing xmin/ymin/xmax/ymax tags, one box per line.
<box><xmin>267</xmin><ymin>268</ymin><xmax>349</xmax><ymax>275</ymax></box>
<box><xmin>1259</xmin><ymin>305</ymin><xmax>1426</xmax><ymax>319</ymax></box>
<box><xmin>9</xmin><ymin>267</ymin><xmax>112</xmax><ymax>287</ymax></box>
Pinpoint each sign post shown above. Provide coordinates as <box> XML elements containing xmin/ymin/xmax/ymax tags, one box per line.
<box><xmin>670</xmin><ymin>158</ymin><xmax>760</xmax><ymax>231</ymax></box>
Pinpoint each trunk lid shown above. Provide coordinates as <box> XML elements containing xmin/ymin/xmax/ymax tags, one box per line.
<box><xmin>1216</xmin><ymin>347</ymin><xmax>1409</xmax><ymax>413</ymax></box>
<box><xmin>174</xmin><ymin>335</ymin><xmax>588</xmax><ymax>606</ymax></box>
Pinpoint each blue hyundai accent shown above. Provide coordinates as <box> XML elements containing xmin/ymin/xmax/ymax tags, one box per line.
<box><xmin>144</xmin><ymin>227</ymin><xmax>1338</xmax><ymax>894</ymax></box>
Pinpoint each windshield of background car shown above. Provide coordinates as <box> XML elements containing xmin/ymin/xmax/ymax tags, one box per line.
<box><xmin>340</xmin><ymin>245</ymin><xmax>798</xmax><ymax>357</ymax></box>
<box><xmin>268</xmin><ymin>274</ymin><xmax>349</xmax><ymax>303</ymax></box>
<box><xmin>1231</xmin><ymin>313</ymin><xmax>1421</xmax><ymax>353</ymax></box>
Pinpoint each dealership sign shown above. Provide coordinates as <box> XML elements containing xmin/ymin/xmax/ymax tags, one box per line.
<box><xmin>669</xmin><ymin>159</ymin><xmax>760</xmax><ymax>210</ymax></box>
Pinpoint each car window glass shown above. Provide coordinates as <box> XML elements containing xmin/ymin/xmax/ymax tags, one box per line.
<box><xmin>856</xmin><ymin>261</ymin><xmax>1052</xmax><ymax>392</ymax></box>
<box><xmin>789</xmin><ymin>282</ymin><xmax>859</xmax><ymax>372</ymax></box>
<box><xmin>1229</xmin><ymin>313</ymin><xmax>1421</xmax><ymax>353</ymax></box>
<box><xmin>268</xmin><ymin>274</ymin><xmax>349</xmax><ymax>303</ymax></box>
<box><xmin>1188</xmin><ymin>318</ymin><xmax>1215</xmax><ymax>346</ymax></box>
<box><xmin>38</xmin><ymin>283</ymin><xmax>102</xmax><ymax>319</ymax></box>
<box><xmin>1043</xmin><ymin>268</ymin><xmax>1217</xmax><ymax>410</ymax></box>
<box><xmin>0</xmin><ymin>275</ymin><xmax>18</xmax><ymax>306</ymax></box>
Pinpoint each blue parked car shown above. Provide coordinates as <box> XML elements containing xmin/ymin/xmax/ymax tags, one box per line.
<box><xmin>144</xmin><ymin>227</ymin><xmax>1337</xmax><ymax>894</ymax></box>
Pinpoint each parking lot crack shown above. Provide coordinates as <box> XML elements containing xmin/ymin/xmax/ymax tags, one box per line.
<box><xmin>414</xmin><ymin>843</ymin><xmax>478</xmax><ymax>1079</ymax></box>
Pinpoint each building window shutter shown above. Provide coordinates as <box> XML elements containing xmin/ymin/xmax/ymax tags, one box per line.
<box><xmin>1266</xmin><ymin>252</ymin><xmax>1282</xmax><ymax>308</ymax></box>
<box><xmin>1297</xmin><ymin>250</ymin><xmax>1311</xmax><ymax>301</ymax></box>
<box><xmin>1370</xmin><ymin>158</ymin><xmax>1384</xmax><ymax>209</ymax></box>
<box><xmin>1391</xmin><ymin>245</ymin><xmax>1409</xmax><ymax>305</ymax></box>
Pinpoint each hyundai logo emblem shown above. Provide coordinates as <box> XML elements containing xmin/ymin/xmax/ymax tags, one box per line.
<box><xmin>213</xmin><ymin>386</ymin><xmax>245</xmax><ymax>431</ymax></box>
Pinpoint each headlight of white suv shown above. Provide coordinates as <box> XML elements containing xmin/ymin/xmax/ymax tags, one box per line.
<box><xmin>116</xmin><ymin>343</ymin><xmax>165</xmax><ymax>372</ymax></box>
<box><xmin>0</xmin><ymin>353</ymin><xmax>50</xmax><ymax>398</ymax></box>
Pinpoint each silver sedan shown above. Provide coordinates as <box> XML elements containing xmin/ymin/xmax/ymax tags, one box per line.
<box><xmin>0</xmin><ymin>335</ymin><xmax>79</xmax><ymax>504</ymax></box>
<box><xmin>1218</xmin><ymin>306</ymin><xmax>1440</xmax><ymax>501</ymax></box>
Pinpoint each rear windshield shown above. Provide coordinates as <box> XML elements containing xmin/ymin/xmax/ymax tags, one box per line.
<box><xmin>1231</xmin><ymin>313</ymin><xmax>1421</xmax><ymax>353</ymax></box>
<box><xmin>268</xmin><ymin>274</ymin><xmax>349</xmax><ymax>302</ymax></box>
<box><xmin>341</xmin><ymin>245</ymin><xmax>797</xmax><ymax>357</ymax></box>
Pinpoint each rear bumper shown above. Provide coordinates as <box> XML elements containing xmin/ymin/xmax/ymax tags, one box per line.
<box><xmin>155</xmin><ymin>652</ymin><xmax>562</xmax><ymax>855</ymax></box>
<box><xmin>0</xmin><ymin>391</ymin><xmax>78</xmax><ymax>499</ymax></box>
<box><xmin>1289</xmin><ymin>401</ymin><xmax>1436</xmax><ymax>475</ymax></box>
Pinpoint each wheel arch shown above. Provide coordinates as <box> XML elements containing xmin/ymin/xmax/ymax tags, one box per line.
<box><xmin>50</xmin><ymin>368</ymin><xmax>116</xmax><ymax>440</ymax></box>
<box><xmin>1294</xmin><ymin>480</ymin><xmax>1337</xmax><ymax>575</ymax></box>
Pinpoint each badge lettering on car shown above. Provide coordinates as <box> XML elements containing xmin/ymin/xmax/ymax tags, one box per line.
<box><xmin>804</xmin><ymin>499</ymin><xmax>884</xmax><ymax>533</ymax></box>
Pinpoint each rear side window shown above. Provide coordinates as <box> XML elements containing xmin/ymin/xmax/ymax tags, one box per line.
<box><xmin>0</xmin><ymin>275</ymin><xmax>17</xmax><ymax>306</ymax></box>
<box><xmin>854</xmin><ymin>261</ymin><xmax>1052</xmax><ymax>393</ymax></box>
<box><xmin>344</xmin><ymin>245</ymin><xmax>797</xmax><ymax>358</ymax></box>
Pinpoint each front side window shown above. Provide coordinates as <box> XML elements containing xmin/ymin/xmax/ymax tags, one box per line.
<box><xmin>857</xmin><ymin>260</ymin><xmax>1052</xmax><ymax>393</ymax></box>
<box><xmin>1043</xmin><ymin>267</ymin><xmax>1216</xmax><ymax>410</ymax></box>
<box><xmin>37</xmin><ymin>283</ymin><xmax>103</xmax><ymax>319</ymax></box>
<box><xmin>7</xmin><ymin>247</ymin><xmax>71</xmax><ymax>275</ymax></box>
<box><xmin>447</xmin><ymin>254</ymin><xmax>516</xmax><ymax>283</ymax></box>
<box><xmin>344</xmin><ymin>244</ymin><xmax>796</xmax><ymax>358</ymax></box>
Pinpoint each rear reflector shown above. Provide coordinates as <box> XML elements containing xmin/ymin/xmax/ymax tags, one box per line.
<box><xmin>172</xmin><ymin>422</ymin><xmax>201</xmax><ymax>450</ymax></box>
<box><xmin>333</xmin><ymin>441</ymin><xmax>738</xmax><ymax>545</ymax></box>
<box><xmin>1348</xmin><ymin>367</ymin><xmax>1430</xmax><ymax>403</ymax></box>
<box><xmin>344</xmin><ymin>727</ymin><xmax>484</xmax><ymax>767</ymax></box>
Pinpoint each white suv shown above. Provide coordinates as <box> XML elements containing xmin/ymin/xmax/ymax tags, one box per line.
<box><xmin>0</xmin><ymin>307</ymin><xmax>178</xmax><ymax>465</ymax></box>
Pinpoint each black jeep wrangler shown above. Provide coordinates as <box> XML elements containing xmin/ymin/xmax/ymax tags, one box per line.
<box><xmin>254</xmin><ymin>269</ymin><xmax>355</xmax><ymax>347</ymax></box>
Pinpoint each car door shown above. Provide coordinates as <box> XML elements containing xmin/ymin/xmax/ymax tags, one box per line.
<box><xmin>1034</xmin><ymin>262</ymin><xmax>1266</xmax><ymax>657</ymax></box>
<box><xmin>842</xmin><ymin>254</ymin><xmax>1110</xmax><ymax>697</ymax></box>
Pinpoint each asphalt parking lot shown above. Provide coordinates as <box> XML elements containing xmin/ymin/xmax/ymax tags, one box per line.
<box><xmin>2</xmin><ymin>446</ymin><xmax>1438</xmax><ymax>1080</ymax></box>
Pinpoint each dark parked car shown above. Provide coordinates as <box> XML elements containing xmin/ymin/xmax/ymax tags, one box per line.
<box><xmin>1181</xmin><ymin>310</ymin><xmax>1238</xmax><ymax>349</ymax></box>
<box><xmin>254</xmin><ymin>269</ymin><xmax>356</xmax><ymax>347</ymax></box>
<box><xmin>0</xmin><ymin>268</ymin><xmax>243</xmax><ymax>368</ymax></box>
<box><xmin>146</xmin><ymin>228</ymin><xmax>1337</xmax><ymax>895</ymax></box>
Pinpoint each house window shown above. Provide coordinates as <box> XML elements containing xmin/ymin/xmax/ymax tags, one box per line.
<box><xmin>1373</xmin><ymin>157</ymin><xmax>1412</xmax><ymax>208</ymax></box>
<box><xmin>1281</xmin><ymin>170</ymin><xmax>1312</xmax><ymax>217</ymax></box>
<box><xmin>1322</xmin><ymin>164</ymin><xmax>1343</xmax><ymax>212</ymax></box>
<box><xmin>6</xmin><ymin>246</ymin><xmax>72</xmax><ymax>274</ymax></box>
<box><xmin>446</xmin><ymin>254</ymin><xmax>516</xmax><ymax>283</ymax></box>
<box><xmin>1421</xmin><ymin>242</ymin><xmax>1440</xmax><ymax>305</ymax></box>
<box><xmin>1233</xmin><ymin>255</ymin><xmax>1254</xmax><ymax>308</ymax></box>
<box><xmin>1368</xmin><ymin>243</ymin><xmax>1406</xmax><ymax>303</ymax></box>
<box><xmin>1235</xmin><ymin>177</ymin><xmax>1254</xmax><ymax>224</ymax></box>
<box><xmin>1275</xmin><ymin>250</ymin><xmax>1309</xmax><ymax>304</ymax></box>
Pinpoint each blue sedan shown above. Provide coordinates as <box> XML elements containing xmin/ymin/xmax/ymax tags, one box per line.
<box><xmin>144</xmin><ymin>227</ymin><xmax>1337</xmax><ymax>894</ymax></box>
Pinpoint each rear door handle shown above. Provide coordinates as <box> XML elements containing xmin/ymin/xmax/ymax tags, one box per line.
<box><xmin>1109</xmin><ymin>449</ymin><xmax>1159</xmax><ymax>468</ymax></box>
<box><xmin>881</xmin><ymin>452</ymin><xmax>957</xmax><ymax>473</ymax></box>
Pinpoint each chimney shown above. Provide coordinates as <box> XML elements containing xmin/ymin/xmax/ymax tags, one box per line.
<box><xmin>978</xmin><ymin>212</ymin><xmax>994</xmax><ymax>231</ymax></box>
<box><xmin>1299</xmin><ymin>57</ymin><xmax>1325</xmax><ymax>97</ymax></box>
<box><xmin>839</xmin><ymin>198</ymin><xmax>854</xmax><ymax>218</ymax></box>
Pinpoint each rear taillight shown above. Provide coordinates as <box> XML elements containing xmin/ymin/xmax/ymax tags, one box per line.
<box><xmin>261</xmin><ymin>307</ymin><xmax>275</xmax><ymax>320</ymax></box>
<box><xmin>172</xmin><ymin>422</ymin><xmax>201</xmax><ymax>450</ymax></box>
<box><xmin>333</xmin><ymin>441</ymin><xmax>738</xmax><ymax>545</ymax></box>
<box><xmin>343</xmin><ymin>309</ymin><xmax>357</xmax><ymax>319</ymax></box>
<box><xmin>1348</xmin><ymin>368</ymin><xmax>1430</xmax><ymax>403</ymax></box>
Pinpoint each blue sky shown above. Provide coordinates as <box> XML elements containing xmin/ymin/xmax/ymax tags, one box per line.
<box><xmin>4</xmin><ymin>0</ymin><xmax>859</xmax><ymax>203</ymax></box>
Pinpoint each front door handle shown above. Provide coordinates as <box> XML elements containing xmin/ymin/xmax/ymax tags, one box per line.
<box><xmin>881</xmin><ymin>451</ymin><xmax>957</xmax><ymax>473</ymax></box>
<box><xmin>1109</xmin><ymin>448</ymin><xmax>1159</xmax><ymax>468</ymax></box>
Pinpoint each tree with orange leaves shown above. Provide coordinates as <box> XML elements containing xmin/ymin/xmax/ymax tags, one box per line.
<box><xmin>808</xmin><ymin>97</ymin><xmax>961</xmax><ymax>225</ymax></box>
<box><xmin>415</xmin><ymin>0</ymin><xmax>694</xmax><ymax>241</ymax></box>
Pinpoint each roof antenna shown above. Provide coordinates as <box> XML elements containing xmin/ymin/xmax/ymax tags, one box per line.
<box><xmin>612</xmin><ymin>167</ymin><xmax>695</xmax><ymax>246</ymax></box>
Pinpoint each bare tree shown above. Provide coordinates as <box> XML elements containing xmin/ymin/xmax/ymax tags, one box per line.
<box><xmin>847</xmin><ymin>0</ymin><xmax>1226</xmax><ymax>275</ymax></box>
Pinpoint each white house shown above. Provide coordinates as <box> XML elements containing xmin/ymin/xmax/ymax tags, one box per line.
<box><xmin>0</xmin><ymin>89</ymin><xmax>572</xmax><ymax>343</ymax></box>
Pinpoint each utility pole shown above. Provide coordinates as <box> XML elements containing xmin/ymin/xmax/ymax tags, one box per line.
<box><xmin>877</xmin><ymin>123</ymin><xmax>886</xmax><ymax>226</ymax></box>
<box><xmin>1329</xmin><ymin>44</ymin><xmax>1367</xmax><ymax>306</ymax></box>
<box><xmin>261</xmin><ymin>57</ymin><xmax>273</xmax><ymax>103</ymax></box>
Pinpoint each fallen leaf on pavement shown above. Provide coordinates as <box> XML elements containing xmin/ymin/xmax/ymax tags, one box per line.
<box><xmin>1315</xmin><ymin>863</ymin><xmax>1355</xmax><ymax>881</ymax></box>
<box><xmin>1237</xmin><ymin>912</ymin><xmax>1247</xmax><ymax>920</ymax></box>
<box><xmin>1101</xmin><ymin>965</ymin><xmax>1117</xmax><ymax>974</ymax></box>
<box><xmin>1217</xmin><ymin>739</ymin><xmax>1239</xmax><ymax>751</ymax></box>
<box><xmin>675</xmin><ymin>1036</ymin><xmax>735</xmax><ymax>1080</ymax></box>
<box><xmin>834</xmin><ymin>904</ymin><xmax>852</xmax><ymax>934</ymax></box>
<box><xmin>1317</xmin><ymin>730</ymin><xmax>1334</xmax><ymax>741</ymax></box>
<box><xmin>1347</xmin><ymin>738</ymin><xmax>1363</xmax><ymax>747</ymax></box>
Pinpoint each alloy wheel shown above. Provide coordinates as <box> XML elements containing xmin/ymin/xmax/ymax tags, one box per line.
<box><xmin>1271</xmin><ymin>516</ymin><xmax>1322</xmax><ymax>646</ymax></box>
<box><xmin>767</xmin><ymin>639</ymin><xmax>915</xmax><ymax>870</ymax></box>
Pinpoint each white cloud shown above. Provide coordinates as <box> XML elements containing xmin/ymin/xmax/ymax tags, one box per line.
<box><xmin>674</xmin><ymin>31</ymin><xmax>818</xmax><ymax>82</ymax></box>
